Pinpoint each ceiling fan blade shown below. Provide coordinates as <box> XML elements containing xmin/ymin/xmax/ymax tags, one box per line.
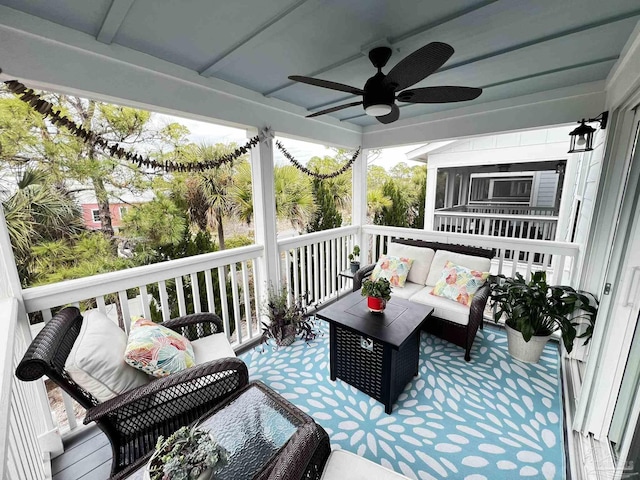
<box><xmin>376</xmin><ymin>104</ymin><xmax>400</xmax><ymax>124</ymax></box>
<box><xmin>384</xmin><ymin>42</ymin><xmax>454</xmax><ymax>92</ymax></box>
<box><xmin>289</xmin><ymin>76</ymin><xmax>364</xmax><ymax>95</ymax></box>
<box><xmin>306</xmin><ymin>101</ymin><xmax>363</xmax><ymax>118</ymax></box>
<box><xmin>397</xmin><ymin>86</ymin><xmax>482</xmax><ymax>103</ymax></box>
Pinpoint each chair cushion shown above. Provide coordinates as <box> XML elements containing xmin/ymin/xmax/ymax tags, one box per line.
<box><xmin>387</xmin><ymin>243</ymin><xmax>435</xmax><ymax>285</ymax></box>
<box><xmin>425</xmin><ymin>250</ymin><xmax>492</xmax><ymax>286</ymax></box>
<box><xmin>124</xmin><ymin>318</ymin><xmax>195</xmax><ymax>378</ymax></box>
<box><xmin>371</xmin><ymin>255</ymin><xmax>414</xmax><ymax>287</ymax></box>
<box><xmin>409</xmin><ymin>286</ymin><xmax>471</xmax><ymax>326</ymax></box>
<box><xmin>65</xmin><ymin>310</ymin><xmax>149</xmax><ymax>402</ymax></box>
<box><xmin>430</xmin><ymin>261</ymin><xmax>490</xmax><ymax>306</ymax></box>
<box><xmin>320</xmin><ymin>450</ymin><xmax>410</xmax><ymax>480</ymax></box>
<box><xmin>388</xmin><ymin>281</ymin><xmax>424</xmax><ymax>300</ymax></box>
<box><xmin>191</xmin><ymin>333</ymin><xmax>236</xmax><ymax>365</ymax></box>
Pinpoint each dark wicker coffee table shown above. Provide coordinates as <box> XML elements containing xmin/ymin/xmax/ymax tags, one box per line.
<box><xmin>317</xmin><ymin>291</ymin><xmax>433</xmax><ymax>414</ymax></box>
<box><xmin>122</xmin><ymin>381</ymin><xmax>330</xmax><ymax>480</ymax></box>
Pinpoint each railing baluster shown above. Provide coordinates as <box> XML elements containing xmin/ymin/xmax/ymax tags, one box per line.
<box><xmin>175</xmin><ymin>276</ymin><xmax>186</xmax><ymax>317</ymax></box>
<box><xmin>217</xmin><ymin>266</ymin><xmax>231</xmax><ymax>337</ymax></box>
<box><xmin>312</xmin><ymin>243</ymin><xmax>319</xmax><ymax>303</ymax></box>
<box><xmin>241</xmin><ymin>261</ymin><xmax>252</xmax><ymax>340</ymax></box>
<box><xmin>96</xmin><ymin>295</ymin><xmax>107</xmax><ymax>314</ymax></box>
<box><xmin>158</xmin><ymin>280</ymin><xmax>170</xmax><ymax>323</ymax></box>
<box><xmin>190</xmin><ymin>273</ymin><xmax>202</xmax><ymax>313</ymax></box>
<box><xmin>319</xmin><ymin>241</ymin><xmax>326</xmax><ymax>301</ymax></box>
<box><xmin>251</xmin><ymin>258</ymin><xmax>260</xmax><ymax>336</ymax></box>
<box><xmin>42</xmin><ymin>309</ymin><xmax>52</xmax><ymax>323</ymax></box>
<box><xmin>300</xmin><ymin>245</ymin><xmax>307</xmax><ymax>300</ymax></box>
<box><xmin>139</xmin><ymin>285</ymin><xmax>151</xmax><ymax>318</ymax></box>
<box><xmin>331</xmin><ymin>238</ymin><xmax>337</xmax><ymax>296</ymax></box>
<box><xmin>511</xmin><ymin>251</ymin><xmax>520</xmax><ymax>277</ymax></box>
<box><xmin>292</xmin><ymin>247</ymin><xmax>300</xmax><ymax>300</ymax></box>
<box><xmin>205</xmin><ymin>269</ymin><xmax>215</xmax><ymax>313</ymax></box>
<box><xmin>61</xmin><ymin>392</ymin><xmax>77</xmax><ymax>430</ymax></box>
<box><xmin>118</xmin><ymin>290</ymin><xmax>131</xmax><ymax>332</ymax></box>
<box><xmin>229</xmin><ymin>264</ymin><xmax>242</xmax><ymax>344</ymax></box>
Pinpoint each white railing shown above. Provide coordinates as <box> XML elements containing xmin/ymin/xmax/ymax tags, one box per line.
<box><xmin>362</xmin><ymin>225</ymin><xmax>580</xmax><ymax>286</ymax></box>
<box><xmin>21</xmin><ymin>244</ymin><xmax>265</xmax><ymax>434</ymax></box>
<box><xmin>278</xmin><ymin>226</ymin><xmax>359</xmax><ymax>308</ymax></box>
<box><xmin>440</xmin><ymin>204</ymin><xmax>558</xmax><ymax>216</ymax></box>
<box><xmin>434</xmin><ymin>211</ymin><xmax>558</xmax><ymax>241</ymax></box>
<box><xmin>0</xmin><ymin>298</ymin><xmax>49</xmax><ymax>480</ymax></box>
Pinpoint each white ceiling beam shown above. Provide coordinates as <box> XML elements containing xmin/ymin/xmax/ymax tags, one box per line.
<box><xmin>308</xmin><ymin>8</ymin><xmax>640</xmax><ymax>113</ymax></box>
<box><xmin>361</xmin><ymin>82</ymin><xmax>606</xmax><ymax>149</ymax></box>
<box><xmin>96</xmin><ymin>0</ymin><xmax>135</xmax><ymax>44</ymax></box>
<box><xmin>263</xmin><ymin>0</ymin><xmax>500</xmax><ymax>97</ymax></box>
<box><xmin>0</xmin><ymin>6</ymin><xmax>362</xmax><ymax>148</ymax></box>
<box><xmin>200</xmin><ymin>0</ymin><xmax>323</xmax><ymax>77</ymax></box>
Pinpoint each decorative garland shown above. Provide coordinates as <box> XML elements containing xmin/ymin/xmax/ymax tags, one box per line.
<box><xmin>3</xmin><ymin>78</ymin><xmax>360</xmax><ymax>177</ymax></box>
<box><xmin>275</xmin><ymin>140</ymin><xmax>359</xmax><ymax>179</ymax></box>
<box><xmin>3</xmin><ymin>79</ymin><xmax>258</xmax><ymax>172</ymax></box>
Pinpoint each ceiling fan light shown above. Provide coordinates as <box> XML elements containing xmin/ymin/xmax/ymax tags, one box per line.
<box><xmin>365</xmin><ymin>104</ymin><xmax>392</xmax><ymax>117</ymax></box>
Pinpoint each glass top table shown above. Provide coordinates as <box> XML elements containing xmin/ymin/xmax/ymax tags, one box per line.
<box><xmin>124</xmin><ymin>381</ymin><xmax>329</xmax><ymax>480</ymax></box>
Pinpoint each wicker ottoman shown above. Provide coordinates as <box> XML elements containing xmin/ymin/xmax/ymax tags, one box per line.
<box><xmin>317</xmin><ymin>292</ymin><xmax>433</xmax><ymax>414</ymax></box>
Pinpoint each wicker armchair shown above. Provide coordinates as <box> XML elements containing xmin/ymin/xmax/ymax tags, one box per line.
<box><xmin>15</xmin><ymin>306</ymin><xmax>248</xmax><ymax>479</ymax></box>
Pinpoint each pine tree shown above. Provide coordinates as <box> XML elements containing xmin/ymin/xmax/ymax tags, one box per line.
<box><xmin>374</xmin><ymin>179</ymin><xmax>409</xmax><ymax>227</ymax></box>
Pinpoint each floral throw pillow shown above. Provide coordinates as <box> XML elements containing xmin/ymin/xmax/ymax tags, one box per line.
<box><xmin>430</xmin><ymin>261</ymin><xmax>490</xmax><ymax>306</ymax></box>
<box><xmin>124</xmin><ymin>318</ymin><xmax>195</xmax><ymax>378</ymax></box>
<box><xmin>370</xmin><ymin>255</ymin><xmax>414</xmax><ymax>288</ymax></box>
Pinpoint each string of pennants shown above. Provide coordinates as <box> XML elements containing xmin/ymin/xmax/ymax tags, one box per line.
<box><xmin>3</xmin><ymin>78</ymin><xmax>359</xmax><ymax>178</ymax></box>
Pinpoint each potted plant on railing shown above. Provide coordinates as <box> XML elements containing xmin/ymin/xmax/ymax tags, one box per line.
<box><xmin>146</xmin><ymin>424</ymin><xmax>227</xmax><ymax>480</ymax></box>
<box><xmin>261</xmin><ymin>285</ymin><xmax>318</xmax><ymax>347</ymax></box>
<box><xmin>489</xmin><ymin>271</ymin><xmax>598</xmax><ymax>363</ymax></box>
<box><xmin>361</xmin><ymin>277</ymin><xmax>392</xmax><ymax>313</ymax></box>
<box><xmin>349</xmin><ymin>245</ymin><xmax>361</xmax><ymax>273</ymax></box>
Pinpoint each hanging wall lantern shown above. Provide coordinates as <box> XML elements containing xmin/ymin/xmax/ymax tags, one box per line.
<box><xmin>568</xmin><ymin>111</ymin><xmax>608</xmax><ymax>153</ymax></box>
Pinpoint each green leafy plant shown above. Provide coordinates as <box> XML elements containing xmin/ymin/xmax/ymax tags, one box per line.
<box><xmin>348</xmin><ymin>245</ymin><xmax>361</xmax><ymax>263</ymax></box>
<box><xmin>361</xmin><ymin>277</ymin><xmax>392</xmax><ymax>302</ymax></box>
<box><xmin>148</xmin><ymin>424</ymin><xmax>226</xmax><ymax>480</ymax></box>
<box><xmin>489</xmin><ymin>271</ymin><xmax>598</xmax><ymax>353</ymax></box>
<box><xmin>261</xmin><ymin>285</ymin><xmax>318</xmax><ymax>347</ymax></box>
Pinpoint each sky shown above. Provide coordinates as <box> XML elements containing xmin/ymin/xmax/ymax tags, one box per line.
<box><xmin>154</xmin><ymin>113</ymin><xmax>424</xmax><ymax>170</ymax></box>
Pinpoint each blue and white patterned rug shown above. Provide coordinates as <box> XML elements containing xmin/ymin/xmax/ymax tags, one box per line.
<box><xmin>240</xmin><ymin>321</ymin><xmax>564</xmax><ymax>480</ymax></box>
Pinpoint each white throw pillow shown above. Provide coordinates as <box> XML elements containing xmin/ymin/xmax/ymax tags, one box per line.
<box><xmin>425</xmin><ymin>250</ymin><xmax>492</xmax><ymax>286</ymax></box>
<box><xmin>387</xmin><ymin>243</ymin><xmax>435</xmax><ymax>285</ymax></box>
<box><xmin>65</xmin><ymin>310</ymin><xmax>149</xmax><ymax>402</ymax></box>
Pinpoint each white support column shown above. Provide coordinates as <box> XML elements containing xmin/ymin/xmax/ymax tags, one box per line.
<box><xmin>424</xmin><ymin>166</ymin><xmax>438</xmax><ymax>231</ymax></box>
<box><xmin>249</xmin><ymin>127</ymin><xmax>281</xmax><ymax>294</ymax></box>
<box><xmin>352</xmin><ymin>148</ymin><xmax>368</xmax><ymax>263</ymax></box>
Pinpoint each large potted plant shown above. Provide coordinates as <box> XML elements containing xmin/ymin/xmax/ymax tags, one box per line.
<box><xmin>361</xmin><ymin>277</ymin><xmax>392</xmax><ymax>313</ymax></box>
<box><xmin>490</xmin><ymin>271</ymin><xmax>597</xmax><ymax>363</ymax></box>
<box><xmin>261</xmin><ymin>285</ymin><xmax>318</xmax><ymax>347</ymax></box>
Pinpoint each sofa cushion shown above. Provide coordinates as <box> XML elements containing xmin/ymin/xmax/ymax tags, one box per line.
<box><xmin>65</xmin><ymin>310</ymin><xmax>150</xmax><ymax>402</ymax></box>
<box><xmin>409</xmin><ymin>286</ymin><xmax>471</xmax><ymax>326</ymax></box>
<box><xmin>425</xmin><ymin>250</ymin><xmax>492</xmax><ymax>286</ymax></box>
<box><xmin>389</xmin><ymin>281</ymin><xmax>424</xmax><ymax>300</ymax></box>
<box><xmin>191</xmin><ymin>333</ymin><xmax>236</xmax><ymax>365</ymax></box>
<box><xmin>387</xmin><ymin>243</ymin><xmax>435</xmax><ymax>285</ymax></box>
<box><xmin>124</xmin><ymin>318</ymin><xmax>196</xmax><ymax>378</ymax></box>
<box><xmin>371</xmin><ymin>255</ymin><xmax>414</xmax><ymax>287</ymax></box>
<box><xmin>320</xmin><ymin>450</ymin><xmax>410</xmax><ymax>480</ymax></box>
<box><xmin>431</xmin><ymin>261</ymin><xmax>490</xmax><ymax>306</ymax></box>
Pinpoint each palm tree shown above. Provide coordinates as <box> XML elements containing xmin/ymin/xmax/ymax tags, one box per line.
<box><xmin>273</xmin><ymin>165</ymin><xmax>316</xmax><ymax>231</ymax></box>
<box><xmin>2</xmin><ymin>168</ymin><xmax>85</xmax><ymax>284</ymax></box>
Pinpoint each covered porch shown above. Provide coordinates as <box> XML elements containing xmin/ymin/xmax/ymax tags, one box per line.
<box><xmin>2</xmin><ymin>1</ymin><xmax>640</xmax><ymax>479</ymax></box>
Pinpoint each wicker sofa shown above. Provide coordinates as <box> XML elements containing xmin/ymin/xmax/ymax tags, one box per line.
<box><xmin>353</xmin><ymin>239</ymin><xmax>495</xmax><ymax>361</ymax></box>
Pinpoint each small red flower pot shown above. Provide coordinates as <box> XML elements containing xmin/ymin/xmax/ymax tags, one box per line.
<box><xmin>367</xmin><ymin>296</ymin><xmax>386</xmax><ymax>313</ymax></box>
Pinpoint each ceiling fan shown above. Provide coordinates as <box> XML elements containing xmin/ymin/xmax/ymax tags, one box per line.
<box><xmin>289</xmin><ymin>42</ymin><xmax>482</xmax><ymax>124</ymax></box>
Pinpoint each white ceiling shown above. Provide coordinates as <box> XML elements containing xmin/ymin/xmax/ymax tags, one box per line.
<box><xmin>0</xmin><ymin>0</ymin><xmax>638</xmax><ymax>141</ymax></box>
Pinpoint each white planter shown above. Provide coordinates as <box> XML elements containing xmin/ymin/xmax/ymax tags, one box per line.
<box><xmin>505</xmin><ymin>325</ymin><xmax>551</xmax><ymax>363</ymax></box>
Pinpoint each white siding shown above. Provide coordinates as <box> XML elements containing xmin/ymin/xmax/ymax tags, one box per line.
<box><xmin>534</xmin><ymin>171</ymin><xmax>559</xmax><ymax>207</ymax></box>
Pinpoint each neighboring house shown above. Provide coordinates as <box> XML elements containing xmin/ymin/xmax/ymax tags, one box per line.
<box><xmin>408</xmin><ymin>126</ymin><xmax>580</xmax><ymax>242</ymax></box>
<box><xmin>74</xmin><ymin>190</ymin><xmax>155</xmax><ymax>232</ymax></box>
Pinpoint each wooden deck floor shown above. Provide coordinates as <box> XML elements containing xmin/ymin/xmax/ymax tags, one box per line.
<box><xmin>52</xmin><ymin>426</ymin><xmax>111</xmax><ymax>480</ymax></box>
